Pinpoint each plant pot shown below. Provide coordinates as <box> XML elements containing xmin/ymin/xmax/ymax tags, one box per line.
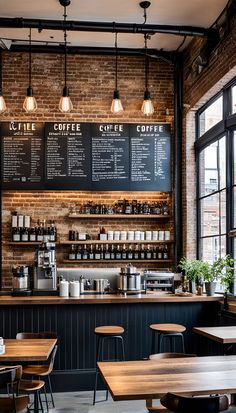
<box><xmin>189</xmin><ymin>281</ymin><xmax>196</xmax><ymax>294</ymax></box>
<box><xmin>205</xmin><ymin>281</ymin><xmax>217</xmax><ymax>296</ymax></box>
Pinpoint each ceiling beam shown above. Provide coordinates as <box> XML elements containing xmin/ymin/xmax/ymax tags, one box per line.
<box><xmin>0</xmin><ymin>16</ymin><xmax>218</xmax><ymax>38</ymax></box>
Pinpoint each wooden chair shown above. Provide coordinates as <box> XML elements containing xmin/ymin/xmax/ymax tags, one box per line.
<box><xmin>146</xmin><ymin>353</ymin><xmax>197</xmax><ymax>412</ymax></box>
<box><xmin>16</xmin><ymin>332</ymin><xmax>58</xmax><ymax>408</ymax></box>
<box><xmin>160</xmin><ymin>392</ymin><xmax>229</xmax><ymax>413</ymax></box>
<box><xmin>6</xmin><ymin>365</ymin><xmax>46</xmax><ymax>413</ymax></box>
<box><xmin>0</xmin><ymin>368</ymin><xmax>29</xmax><ymax>413</ymax></box>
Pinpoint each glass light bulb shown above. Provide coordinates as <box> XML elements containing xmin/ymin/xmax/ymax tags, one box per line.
<box><xmin>111</xmin><ymin>98</ymin><xmax>124</xmax><ymax>114</ymax></box>
<box><xmin>23</xmin><ymin>96</ymin><xmax>37</xmax><ymax>113</ymax></box>
<box><xmin>0</xmin><ymin>95</ymin><xmax>7</xmax><ymax>114</ymax></box>
<box><xmin>59</xmin><ymin>96</ymin><xmax>73</xmax><ymax>113</ymax></box>
<box><xmin>141</xmin><ymin>98</ymin><xmax>154</xmax><ymax>116</ymax></box>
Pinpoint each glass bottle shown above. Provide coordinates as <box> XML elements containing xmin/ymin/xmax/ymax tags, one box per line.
<box><xmin>115</xmin><ymin>245</ymin><xmax>122</xmax><ymax>260</ymax></box>
<box><xmin>122</xmin><ymin>244</ymin><xmax>127</xmax><ymax>260</ymax></box>
<box><xmin>89</xmin><ymin>244</ymin><xmax>94</xmax><ymax>260</ymax></box>
<box><xmin>134</xmin><ymin>244</ymin><xmax>140</xmax><ymax>260</ymax></box>
<box><xmin>82</xmin><ymin>244</ymin><xmax>88</xmax><ymax>260</ymax></box>
<box><xmin>94</xmin><ymin>244</ymin><xmax>101</xmax><ymax>260</ymax></box>
<box><xmin>21</xmin><ymin>227</ymin><xmax>29</xmax><ymax>242</ymax></box>
<box><xmin>69</xmin><ymin>244</ymin><xmax>76</xmax><ymax>260</ymax></box>
<box><xmin>76</xmin><ymin>245</ymin><xmax>82</xmax><ymax>260</ymax></box>
<box><xmin>127</xmin><ymin>245</ymin><xmax>133</xmax><ymax>260</ymax></box>
<box><xmin>12</xmin><ymin>227</ymin><xmax>21</xmax><ymax>242</ymax></box>
<box><xmin>146</xmin><ymin>244</ymin><xmax>152</xmax><ymax>260</ymax></box>
<box><xmin>110</xmin><ymin>244</ymin><xmax>115</xmax><ymax>260</ymax></box>
<box><xmin>104</xmin><ymin>244</ymin><xmax>110</xmax><ymax>260</ymax></box>
<box><xmin>29</xmin><ymin>227</ymin><xmax>36</xmax><ymax>242</ymax></box>
<box><xmin>140</xmin><ymin>244</ymin><xmax>146</xmax><ymax>260</ymax></box>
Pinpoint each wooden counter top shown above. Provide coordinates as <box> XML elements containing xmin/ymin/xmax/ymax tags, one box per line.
<box><xmin>0</xmin><ymin>292</ymin><xmax>222</xmax><ymax>305</ymax></box>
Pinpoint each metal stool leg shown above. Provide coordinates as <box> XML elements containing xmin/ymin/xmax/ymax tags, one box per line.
<box><xmin>159</xmin><ymin>334</ymin><xmax>164</xmax><ymax>353</ymax></box>
<box><xmin>151</xmin><ymin>331</ymin><xmax>156</xmax><ymax>354</ymax></box>
<box><xmin>93</xmin><ymin>336</ymin><xmax>102</xmax><ymax>405</ymax></box>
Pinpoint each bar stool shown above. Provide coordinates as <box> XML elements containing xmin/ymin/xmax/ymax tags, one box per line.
<box><xmin>93</xmin><ymin>325</ymin><xmax>125</xmax><ymax>405</ymax></box>
<box><xmin>150</xmin><ymin>323</ymin><xmax>186</xmax><ymax>354</ymax></box>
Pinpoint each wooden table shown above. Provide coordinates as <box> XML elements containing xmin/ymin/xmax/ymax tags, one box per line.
<box><xmin>193</xmin><ymin>326</ymin><xmax>236</xmax><ymax>344</ymax></box>
<box><xmin>98</xmin><ymin>355</ymin><xmax>236</xmax><ymax>401</ymax></box>
<box><xmin>0</xmin><ymin>338</ymin><xmax>57</xmax><ymax>362</ymax></box>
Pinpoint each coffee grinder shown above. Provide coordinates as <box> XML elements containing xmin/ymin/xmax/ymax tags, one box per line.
<box><xmin>33</xmin><ymin>242</ymin><xmax>57</xmax><ymax>292</ymax></box>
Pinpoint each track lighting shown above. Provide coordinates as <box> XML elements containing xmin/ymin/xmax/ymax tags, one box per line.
<box><xmin>111</xmin><ymin>32</ymin><xmax>123</xmax><ymax>114</ymax></box>
<box><xmin>23</xmin><ymin>28</ymin><xmax>37</xmax><ymax>113</ymax></box>
<box><xmin>59</xmin><ymin>1</ymin><xmax>73</xmax><ymax>113</ymax></box>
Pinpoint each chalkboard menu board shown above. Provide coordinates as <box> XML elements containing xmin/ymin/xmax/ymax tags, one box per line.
<box><xmin>130</xmin><ymin>123</ymin><xmax>171</xmax><ymax>191</ymax></box>
<box><xmin>1</xmin><ymin>122</ymin><xmax>171</xmax><ymax>191</ymax></box>
<box><xmin>91</xmin><ymin>123</ymin><xmax>130</xmax><ymax>190</ymax></box>
<box><xmin>45</xmin><ymin>122</ymin><xmax>91</xmax><ymax>189</ymax></box>
<box><xmin>1</xmin><ymin>122</ymin><xmax>44</xmax><ymax>189</ymax></box>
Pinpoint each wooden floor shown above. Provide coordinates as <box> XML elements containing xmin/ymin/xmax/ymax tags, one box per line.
<box><xmin>50</xmin><ymin>391</ymin><xmax>147</xmax><ymax>412</ymax></box>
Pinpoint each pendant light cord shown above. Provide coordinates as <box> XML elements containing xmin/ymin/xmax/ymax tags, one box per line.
<box><xmin>115</xmin><ymin>32</ymin><xmax>118</xmax><ymax>91</ymax></box>
<box><xmin>63</xmin><ymin>5</ymin><xmax>67</xmax><ymax>88</ymax></box>
<box><xmin>144</xmin><ymin>33</ymin><xmax>149</xmax><ymax>92</ymax></box>
<box><xmin>29</xmin><ymin>28</ymin><xmax>32</xmax><ymax>87</ymax></box>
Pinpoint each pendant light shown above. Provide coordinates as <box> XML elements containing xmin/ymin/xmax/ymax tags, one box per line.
<box><xmin>110</xmin><ymin>32</ymin><xmax>123</xmax><ymax>114</ymax></box>
<box><xmin>23</xmin><ymin>28</ymin><xmax>37</xmax><ymax>112</ymax></box>
<box><xmin>59</xmin><ymin>0</ymin><xmax>73</xmax><ymax>113</ymax></box>
<box><xmin>141</xmin><ymin>33</ymin><xmax>154</xmax><ymax>116</ymax></box>
<box><xmin>0</xmin><ymin>50</ymin><xmax>7</xmax><ymax>114</ymax></box>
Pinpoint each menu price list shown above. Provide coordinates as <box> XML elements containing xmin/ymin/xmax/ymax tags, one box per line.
<box><xmin>91</xmin><ymin>123</ymin><xmax>130</xmax><ymax>190</ymax></box>
<box><xmin>0</xmin><ymin>122</ymin><xmax>44</xmax><ymax>189</ymax></box>
<box><xmin>45</xmin><ymin>122</ymin><xmax>91</xmax><ymax>189</ymax></box>
<box><xmin>130</xmin><ymin>124</ymin><xmax>171</xmax><ymax>191</ymax></box>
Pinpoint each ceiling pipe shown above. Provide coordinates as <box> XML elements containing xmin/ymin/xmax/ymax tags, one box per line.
<box><xmin>0</xmin><ymin>17</ymin><xmax>218</xmax><ymax>38</ymax></box>
<box><xmin>9</xmin><ymin>44</ymin><xmax>176</xmax><ymax>60</ymax></box>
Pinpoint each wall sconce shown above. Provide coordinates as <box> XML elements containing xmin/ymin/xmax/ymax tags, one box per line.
<box><xmin>111</xmin><ymin>32</ymin><xmax>123</xmax><ymax>114</ymax></box>
<box><xmin>141</xmin><ymin>33</ymin><xmax>154</xmax><ymax>116</ymax></box>
<box><xmin>23</xmin><ymin>28</ymin><xmax>37</xmax><ymax>112</ymax></box>
<box><xmin>0</xmin><ymin>50</ymin><xmax>7</xmax><ymax>114</ymax></box>
<box><xmin>59</xmin><ymin>0</ymin><xmax>73</xmax><ymax>113</ymax></box>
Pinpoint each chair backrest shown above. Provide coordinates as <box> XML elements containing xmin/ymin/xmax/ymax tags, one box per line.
<box><xmin>16</xmin><ymin>331</ymin><xmax>57</xmax><ymax>339</ymax></box>
<box><xmin>47</xmin><ymin>345</ymin><xmax>58</xmax><ymax>374</ymax></box>
<box><xmin>160</xmin><ymin>393</ymin><xmax>229</xmax><ymax>413</ymax></box>
<box><xmin>149</xmin><ymin>352</ymin><xmax>197</xmax><ymax>360</ymax></box>
<box><xmin>0</xmin><ymin>369</ymin><xmax>16</xmax><ymax>389</ymax></box>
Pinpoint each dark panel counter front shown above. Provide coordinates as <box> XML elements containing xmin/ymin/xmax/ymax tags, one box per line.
<box><xmin>0</xmin><ymin>294</ymin><xmax>221</xmax><ymax>392</ymax></box>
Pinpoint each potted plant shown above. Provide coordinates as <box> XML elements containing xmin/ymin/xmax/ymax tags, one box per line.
<box><xmin>179</xmin><ymin>257</ymin><xmax>207</xmax><ymax>294</ymax></box>
<box><xmin>203</xmin><ymin>255</ymin><xmax>235</xmax><ymax>298</ymax></box>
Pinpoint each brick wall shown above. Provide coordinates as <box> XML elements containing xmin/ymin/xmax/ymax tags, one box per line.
<box><xmin>0</xmin><ymin>53</ymin><xmax>175</xmax><ymax>289</ymax></box>
<box><xmin>182</xmin><ymin>16</ymin><xmax>236</xmax><ymax>258</ymax></box>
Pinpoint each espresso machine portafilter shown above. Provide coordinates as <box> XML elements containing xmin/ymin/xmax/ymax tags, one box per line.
<box><xmin>33</xmin><ymin>242</ymin><xmax>57</xmax><ymax>291</ymax></box>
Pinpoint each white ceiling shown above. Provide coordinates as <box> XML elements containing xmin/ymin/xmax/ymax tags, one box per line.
<box><xmin>0</xmin><ymin>0</ymin><xmax>229</xmax><ymax>51</ymax></box>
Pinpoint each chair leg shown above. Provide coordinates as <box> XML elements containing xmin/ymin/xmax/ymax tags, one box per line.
<box><xmin>151</xmin><ymin>331</ymin><xmax>156</xmax><ymax>354</ymax></box>
<box><xmin>93</xmin><ymin>369</ymin><xmax>99</xmax><ymax>405</ymax></box>
<box><xmin>47</xmin><ymin>375</ymin><xmax>55</xmax><ymax>408</ymax></box>
<box><xmin>39</xmin><ymin>391</ymin><xmax>45</xmax><ymax>413</ymax></box>
<box><xmin>43</xmin><ymin>385</ymin><xmax>49</xmax><ymax>412</ymax></box>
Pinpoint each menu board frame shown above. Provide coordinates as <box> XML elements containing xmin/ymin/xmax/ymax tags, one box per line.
<box><xmin>1</xmin><ymin>121</ymin><xmax>172</xmax><ymax>192</ymax></box>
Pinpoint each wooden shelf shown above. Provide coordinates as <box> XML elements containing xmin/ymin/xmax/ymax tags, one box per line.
<box><xmin>8</xmin><ymin>242</ymin><xmax>58</xmax><ymax>245</ymax></box>
<box><xmin>67</xmin><ymin>214</ymin><xmax>171</xmax><ymax>219</ymax></box>
<box><xmin>63</xmin><ymin>259</ymin><xmax>173</xmax><ymax>263</ymax></box>
<box><xmin>60</xmin><ymin>240</ymin><xmax>174</xmax><ymax>245</ymax></box>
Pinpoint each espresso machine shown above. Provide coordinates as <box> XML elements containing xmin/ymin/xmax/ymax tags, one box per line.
<box><xmin>33</xmin><ymin>242</ymin><xmax>57</xmax><ymax>291</ymax></box>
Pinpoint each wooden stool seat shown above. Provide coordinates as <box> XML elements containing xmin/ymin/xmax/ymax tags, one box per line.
<box><xmin>150</xmin><ymin>324</ymin><xmax>186</xmax><ymax>354</ymax></box>
<box><xmin>150</xmin><ymin>324</ymin><xmax>186</xmax><ymax>334</ymax></box>
<box><xmin>95</xmin><ymin>326</ymin><xmax>124</xmax><ymax>335</ymax></box>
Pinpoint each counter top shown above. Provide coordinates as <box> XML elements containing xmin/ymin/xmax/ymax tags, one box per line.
<box><xmin>0</xmin><ymin>292</ymin><xmax>222</xmax><ymax>305</ymax></box>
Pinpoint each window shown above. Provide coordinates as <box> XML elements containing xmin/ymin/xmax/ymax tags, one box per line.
<box><xmin>196</xmin><ymin>80</ymin><xmax>236</xmax><ymax>293</ymax></box>
<box><xmin>198</xmin><ymin>95</ymin><xmax>223</xmax><ymax>137</ymax></box>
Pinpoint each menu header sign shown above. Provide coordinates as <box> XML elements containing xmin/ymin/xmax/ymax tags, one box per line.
<box><xmin>1</xmin><ymin>122</ymin><xmax>172</xmax><ymax>191</ymax></box>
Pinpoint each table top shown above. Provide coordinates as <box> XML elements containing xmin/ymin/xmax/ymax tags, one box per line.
<box><xmin>0</xmin><ymin>338</ymin><xmax>57</xmax><ymax>361</ymax></box>
<box><xmin>193</xmin><ymin>326</ymin><xmax>236</xmax><ymax>344</ymax></box>
<box><xmin>98</xmin><ymin>355</ymin><xmax>236</xmax><ymax>401</ymax></box>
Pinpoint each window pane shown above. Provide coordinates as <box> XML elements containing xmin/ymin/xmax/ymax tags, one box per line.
<box><xmin>201</xmin><ymin>235</ymin><xmax>226</xmax><ymax>263</ymax></box>
<box><xmin>220</xmin><ymin>190</ymin><xmax>226</xmax><ymax>234</ymax></box>
<box><xmin>232</xmin><ymin>85</ymin><xmax>236</xmax><ymax>114</ymax></box>
<box><xmin>199</xmin><ymin>142</ymin><xmax>218</xmax><ymax>197</ymax></box>
<box><xmin>199</xmin><ymin>96</ymin><xmax>223</xmax><ymax>136</ymax></box>
<box><xmin>200</xmin><ymin>193</ymin><xmax>219</xmax><ymax>237</ymax></box>
<box><xmin>219</xmin><ymin>136</ymin><xmax>226</xmax><ymax>189</ymax></box>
